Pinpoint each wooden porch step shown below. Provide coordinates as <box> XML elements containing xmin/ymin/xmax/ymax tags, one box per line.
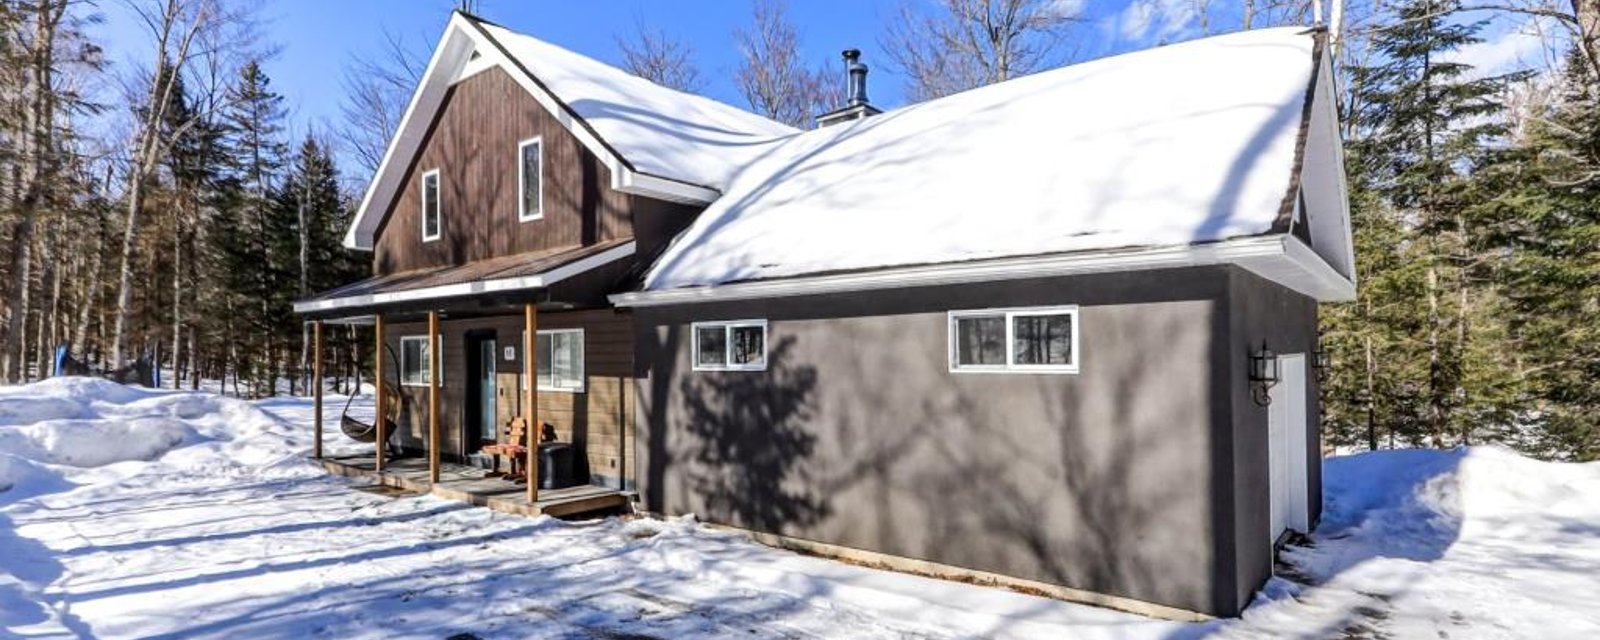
<box><xmin>315</xmin><ymin>455</ymin><xmax>631</xmax><ymax>518</ymax></box>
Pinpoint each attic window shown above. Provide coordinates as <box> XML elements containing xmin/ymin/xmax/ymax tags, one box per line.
<box><xmin>949</xmin><ymin>306</ymin><xmax>1079</xmax><ymax>374</ymax></box>
<box><xmin>518</xmin><ymin>137</ymin><xmax>543</xmax><ymax>221</ymax></box>
<box><xmin>421</xmin><ymin>169</ymin><xmax>441</xmax><ymax>242</ymax></box>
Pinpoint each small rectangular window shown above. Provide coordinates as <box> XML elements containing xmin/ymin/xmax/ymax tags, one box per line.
<box><xmin>693</xmin><ymin>320</ymin><xmax>767</xmax><ymax>371</ymax></box>
<box><xmin>518</xmin><ymin>138</ymin><xmax>543</xmax><ymax>221</ymax></box>
<box><xmin>949</xmin><ymin>307</ymin><xmax>1078</xmax><ymax>374</ymax></box>
<box><xmin>421</xmin><ymin>169</ymin><xmax>441</xmax><ymax>241</ymax></box>
<box><xmin>400</xmin><ymin>335</ymin><xmax>444</xmax><ymax>386</ymax></box>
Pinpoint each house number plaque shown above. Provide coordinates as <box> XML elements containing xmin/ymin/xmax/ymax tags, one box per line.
<box><xmin>504</xmin><ymin>346</ymin><xmax>516</xmax><ymax>361</ymax></box>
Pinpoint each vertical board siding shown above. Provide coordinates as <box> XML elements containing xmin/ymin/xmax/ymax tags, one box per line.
<box><xmin>373</xmin><ymin>67</ymin><xmax>637</xmax><ymax>275</ymax></box>
<box><xmin>383</xmin><ymin>309</ymin><xmax>635</xmax><ymax>486</ymax></box>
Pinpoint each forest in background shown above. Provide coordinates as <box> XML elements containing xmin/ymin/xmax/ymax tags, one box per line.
<box><xmin>0</xmin><ymin>0</ymin><xmax>1596</xmax><ymax>458</ymax></box>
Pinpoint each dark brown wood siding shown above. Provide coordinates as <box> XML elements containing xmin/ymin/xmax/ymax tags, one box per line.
<box><xmin>383</xmin><ymin>309</ymin><xmax>636</xmax><ymax>488</ymax></box>
<box><xmin>373</xmin><ymin>67</ymin><xmax>682</xmax><ymax>275</ymax></box>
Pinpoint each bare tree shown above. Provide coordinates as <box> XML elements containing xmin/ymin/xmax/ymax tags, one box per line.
<box><xmin>734</xmin><ymin>0</ymin><xmax>836</xmax><ymax>128</ymax></box>
<box><xmin>0</xmin><ymin>0</ymin><xmax>99</xmax><ymax>382</ymax></box>
<box><xmin>336</xmin><ymin>29</ymin><xmax>424</xmax><ymax>183</ymax></box>
<box><xmin>881</xmin><ymin>0</ymin><xmax>1081</xmax><ymax>102</ymax></box>
<box><xmin>108</xmin><ymin>0</ymin><xmax>252</xmax><ymax>369</ymax></box>
<box><xmin>616</xmin><ymin>21</ymin><xmax>703</xmax><ymax>92</ymax></box>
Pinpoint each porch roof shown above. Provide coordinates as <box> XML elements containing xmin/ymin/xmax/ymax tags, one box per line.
<box><xmin>293</xmin><ymin>238</ymin><xmax>635</xmax><ymax>317</ymax></box>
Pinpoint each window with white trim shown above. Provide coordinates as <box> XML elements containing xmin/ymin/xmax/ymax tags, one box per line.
<box><xmin>518</xmin><ymin>137</ymin><xmax>543</xmax><ymax>221</ymax></box>
<box><xmin>693</xmin><ymin>320</ymin><xmax>767</xmax><ymax>371</ymax></box>
<box><xmin>523</xmin><ymin>328</ymin><xmax>584</xmax><ymax>392</ymax></box>
<box><xmin>949</xmin><ymin>306</ymin><xmax>1078</xmax><ymax>373</ymax></box>
<box><xmin>420</xmin><ymin>168</ymin><xmax>442</xmax><ymax>241</ymax></box>
<box><xmin>400</xmin><ymin>335</ymin><xmax>444</xmax><ymax>386</ymax></box>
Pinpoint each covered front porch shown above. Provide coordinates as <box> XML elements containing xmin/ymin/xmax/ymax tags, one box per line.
<box><xmin>295</xmin><ymin>241</ymin><xmax>640</xmax><ymax>518</ymax></box>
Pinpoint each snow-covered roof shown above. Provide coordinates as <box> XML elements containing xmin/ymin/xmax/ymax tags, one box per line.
<box><xmin>642</xmin><ymin>27</ymin><xmax>1327</xmax><ymax>292</ymax></box>
<box><xmin>473</xmin><ymin>21</ymin><xmax>798</xmax><ymax>191</ymax></box>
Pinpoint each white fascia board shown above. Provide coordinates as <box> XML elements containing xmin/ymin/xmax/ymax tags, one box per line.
<box><xmin>296</xmin><ymin>242</ymin><xmax>635</xmax><ymax>315</ymax></box>
<box><xmin>615</xmin><ymin>169</ymin><xmax>719</xmax><ymax>204</ymax></box>
<box><xmin>1321</xmin><ymin>51</ymin><xmax>1358</xmax><ymax>288</ymax></box>
<box><xmin>611</xmin><ymin>235</ymin><xmax>1357</xmax><ymax>308</ymax></box>
<box><xmin>343</xmin><ymin>16</ymin><xmax>473</xmax><ymax>250</ymax></box>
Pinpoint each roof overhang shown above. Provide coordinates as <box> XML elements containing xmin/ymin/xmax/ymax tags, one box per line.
<box><xmin>297</xmin><ymin>241</ymin><xmax>636</xmax><ymax>315</ymax></box>
<box><xmin>342</xmin><ymin>13</ymin><xmax>718</xmax><ymax>251</ymax></box>
<box><xmin>610</xmin><ymin>235</ymin><xmax>1355</xmax><ymax>308</ymax></box>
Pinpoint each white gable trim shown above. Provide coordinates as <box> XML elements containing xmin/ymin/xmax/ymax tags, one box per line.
<box><xmin>610</xmin><ymin>234</ymin><xmax>1356</xmax><ymax>308</ymax></box>
<box><xmin>343</xmin><ymin>13</ymin><xmax>718</xmax><ymax>250</ymax></box>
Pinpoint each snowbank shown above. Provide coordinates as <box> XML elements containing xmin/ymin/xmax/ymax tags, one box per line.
<box><xmin>1250</xmin><ymin>446</ymin><xmax>1600</xmax><ymax>638</ymax></box>
<box><xmin>0</xmin><ymin>377</ymin><xmax>312</xmax><ymax>501</ymax></box>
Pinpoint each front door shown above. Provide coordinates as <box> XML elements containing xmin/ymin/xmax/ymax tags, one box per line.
<box><xmin>466</xmin><ymin>335</ymin><xmax>498</xmax><ymax>448</ymax></box>
<box><xmin>1268</xmin><ymin>353</ymin><xmax>1310</xmax><ymax>551</ymax></box>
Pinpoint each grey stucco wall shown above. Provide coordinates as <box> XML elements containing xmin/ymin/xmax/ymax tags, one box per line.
<box><xmin>633</xmin><ymin>267</ymin><xmax>1254</xmax><ymax>615</ymax></box>
<box><xmin>1223</xmin><ymin>268</ymin><xmax>1323</xmax><ymax>610</ymax></box>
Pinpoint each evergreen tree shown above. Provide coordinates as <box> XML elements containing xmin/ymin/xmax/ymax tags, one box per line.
<box><xmin>213</xmin><ymin>60</ymin><xmax>288</xmax><ymax>395</ymax></box>
<box><xmin>1331</xmin><ymin>0</ymin><xmax>1531</xmax><ymax>447</ymax></box>
<box><xmin>1475</xmin><ymin>50</ymin><xmax>1600</xmax><ymax>459</ymax></box>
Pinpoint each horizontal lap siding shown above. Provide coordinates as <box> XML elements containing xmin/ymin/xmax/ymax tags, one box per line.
<box><xmin>383</xmin><ymin>309</ymin><xmax>636</xmax><ymax>487</ymax></box>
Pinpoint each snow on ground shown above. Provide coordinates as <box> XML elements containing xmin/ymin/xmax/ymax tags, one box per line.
<box><xmin>1</xmin><ymin>378</ymin><xmax>1598</xmax><ymax>638</ymax></box>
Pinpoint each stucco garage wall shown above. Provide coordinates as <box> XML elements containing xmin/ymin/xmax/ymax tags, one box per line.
<box><xmin>633</xmin><ymin>266</ymin><xmax>1253</xmax><ymax>615</ymax></box>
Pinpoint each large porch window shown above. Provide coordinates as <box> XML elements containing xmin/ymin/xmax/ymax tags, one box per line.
<box><xmin>400</xmin><ymin>335</ymin><xmax>444</xmax><ymax>386</ymax></box>
<box><xmin>527</xmin><ymin>328</ymin><xmax>584</xmax><ymax>392</ymax></box>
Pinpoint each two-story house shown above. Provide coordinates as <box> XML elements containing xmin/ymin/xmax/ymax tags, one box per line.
<box><xmin>296</xmin><ymin>12</ymin><xmax>1355</xmax><ymax>620</ymax></box>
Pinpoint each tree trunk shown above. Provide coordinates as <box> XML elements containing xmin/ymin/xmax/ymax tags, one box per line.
<box><xmin>37</xmin><ymin>218</ymin><xmax>61</xmax><ymax>378</ymax></box>
<box><xmin>1427</xmin><ymin>262</ymin><xmax>1445</xmax><ymax>447</ymax></box>
<box><xmin>110</xmin><ymin>173</ymin><xmax>146</xmax><ymax>369</ymax></box>
<box><xmin>5</xmin><ymin>221</ymin><xmax>34</xmax><ymax>382</ymax></box>
<box><xmin>171</xmin><ymin>222</ymin><xmax>184</xmax><ymax>389</ymax></box>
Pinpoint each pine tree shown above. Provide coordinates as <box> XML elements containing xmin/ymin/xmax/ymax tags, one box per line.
<box><xmin>1477</xmin><ymin>50</ymin><xmax>1600</xmax><ymax>459</ymax></box>
<box><xmin>1335</xmin><ymin>0</ymin><xmax>1530</xmax><ymax>447</ymax></box>
<box><xmin>213</xmin><ymin>59</ymin><xmax>288</xmax><ymax>396</ymax></box>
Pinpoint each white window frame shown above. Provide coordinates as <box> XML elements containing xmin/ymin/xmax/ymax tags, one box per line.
<box><xmin>399</xmin><ymin>335</ymin><xmax>445</xmax><ymax>387</ymax></box>
<box><xmin>420</xmin><ymin>168</ymin><xmax>442</xmax><ymax>242</ymax></box>
<box><xmin>522</xmin><ymin>328</ymin><xmax>585</xmax><ymax>393</ymax></box>
<box><xmin>948</xmin><ymin>306</ymin><xmax>1080</xmax><ymax>374</ymax></box>
<box><xmin>692</xmin><ymin>319</ymin><xmax>768</xmax><ymax>372</ymax></box>
<box><xmin>517</xmin><ymin>137</ymin><xmax>544</xmax><ymax>222</ymax></box>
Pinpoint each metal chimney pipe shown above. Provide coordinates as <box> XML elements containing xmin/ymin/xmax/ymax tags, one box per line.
<box><xmin>843</xmin><ymin>48</ymin><xmax>869</xmax><ymax>107</ymax></box>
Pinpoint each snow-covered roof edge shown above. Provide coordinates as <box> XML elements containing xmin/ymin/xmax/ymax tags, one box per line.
<box><xmin>342</xmin><ymin>12</ymin><xmax>793</xmax><ymax>250</ymax></box>
<box><xmin>614</xmin><ymin>27</ymin><xmax>1356</xmax><ymax>305</ymax></box>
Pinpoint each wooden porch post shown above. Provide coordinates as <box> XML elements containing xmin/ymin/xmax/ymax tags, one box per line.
<box><xmin>313</xmin><ymin>320</ymin><xmax>324</xmax><ymax>460</ymax></box>
<box><xmin>428</xmin><ymin>310</ymin><xmax>441</xmax><ymax>484</ymax></box>
<box><xmin>525</xmin><ymin>303</ymin><xmax>539</xmax><ymax>503</ymax></box>
<box><xmin>374</xmin><ymin>315</ymin><xmax>387</xmax><ymax>472</ymax></box>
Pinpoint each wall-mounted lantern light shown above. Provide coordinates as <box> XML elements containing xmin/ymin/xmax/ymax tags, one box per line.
<box><xmin>1250</xmin><ymin>341</ymin><xmax>1279</xmax><ymax>406</ymax></box>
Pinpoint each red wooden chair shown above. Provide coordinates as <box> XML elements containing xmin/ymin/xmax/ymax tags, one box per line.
<box><xmin>482</xmin><ymin>417</ymin><xmax>529</xmax><ymax>480</ymax></box>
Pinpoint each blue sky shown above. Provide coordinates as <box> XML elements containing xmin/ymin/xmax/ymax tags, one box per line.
<box><xmin>88</xmin><ymin>0</ymin><xmax>1548</xmax><ymax>170</ymax></box>
<box><xmin>89</xmin><ymin>0</ymin><xmax>1175</xmax><ymax>139</ymax></box>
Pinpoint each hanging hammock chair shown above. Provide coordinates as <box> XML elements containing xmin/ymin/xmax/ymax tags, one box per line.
<box><xmin>340</xmin><ymin>343</ymin><xmax>403</xmax><ymax>443</ymax></box>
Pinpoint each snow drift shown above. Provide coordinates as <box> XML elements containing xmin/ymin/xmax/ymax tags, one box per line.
<box><xmin>0</xmin><ymin>378</ymin><xmax>311</xmax><ymax>501</ymax></box>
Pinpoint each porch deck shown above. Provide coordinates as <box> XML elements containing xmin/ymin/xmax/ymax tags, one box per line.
<box><xmin>317</xmin><ymin>455</ymin><xmax>632</xmax><ymax>518</ymax></box>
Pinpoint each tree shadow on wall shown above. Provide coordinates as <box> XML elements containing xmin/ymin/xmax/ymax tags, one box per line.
<box><xmin>677</xmin><ymin>336</ymin><xmax>829</xmax><ymax>532</ymax></box>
